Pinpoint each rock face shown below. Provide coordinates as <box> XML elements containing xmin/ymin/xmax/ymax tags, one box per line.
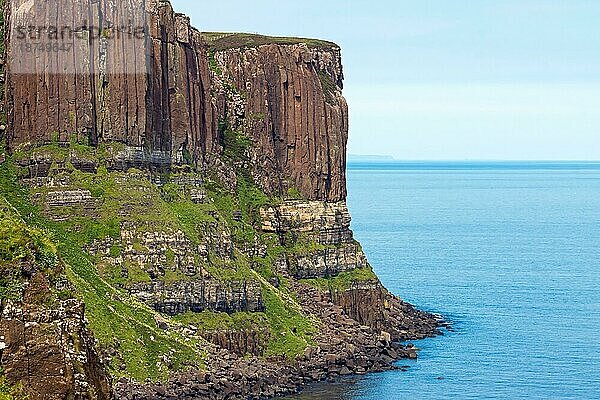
<box><xmin>5</xmin><ymin>0</ymin><xmax>347</xmax><ymax>202</ymax></box>
<box><xmin>0</xmin><ymin>210</ymin><xmax>112</xmax><ymax>400</ymax></box>
<box><xmin>261</xmin><ymin>201</ymin><xmax>369</xmax><ymax>278</ymax></box>
<box><xmin>88</xmin><ymin>225</ymin><xmax>265</xmax><ymax>315</ymax></box>
<box><xmin>0</xmin><ymin>298</ymin><xmax>112</xmax><ymax>400</ymax></box>
<box><xmin>130</xmin><ymin>280</ymin><xmax>264</xmax><ymax>316</ymax></box>
<box><xmin>211</xmin><ymin>43</ymin><xmax>348</xmax><ymax>201</ymax></box>
<box><xmin>5</xmin><ymin>0</ymin><xmax>218</xmax><ymax>167</ymax></box>
<box><xmin>260</xmin><ymin>201</ymin><xmax>353</xmax><ymax>241</ymax></box>
<box><xmin>1</xmin><ymin>1</ymin><xmax>444</xmax><ymax>399</ymax></box>
<box><xmin>331</xmin><ymin>282</ymin><xmax>440</xmax><ymax>341</ymax></box>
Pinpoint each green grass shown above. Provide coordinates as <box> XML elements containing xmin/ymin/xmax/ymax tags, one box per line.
<box><xmin>301</xmin><ymin>267</ymin><xmax>378</xmax><ymax>293</ymax></box>
<box><xmin>262</xmin><ymin>287</ymin><xmax>317</xmax><ymax>358</ymax></box>
<box><xmin>202</xmin><ymin>32</ymin><xmax>339</xmax><ymax>51</ymax></box>
<box><xmin>318</xmin><ymin>71</ymin><xmax>338</xmax><ymax>103</ymax></box>
<box><xmin>0</xmin><ymin>0</ymin><xmax>6</xmax><ymax>126</ymax></box>
<box><xmin>286</xmin><ymin>187</ymin><xmax>304</xmax><ymax>200</ymax></box>
<box><xmin>205</xmin><ymin>172</ymin><xmax>272</xmax><ymax>249</ymax></box>
<box><xmin>165</xmin><ymin>248</ymin><xmax>176</xmax><ymax>267</ymax></box>
<box><xmin>109</xmin><ymin>245</ymin><xmax>122</xmax><ymax>258</ymax></box>
<box><xmin>251</xmin><ymin>233</ymin><xmax>286</xmax><ymax>281</ymax></box>
<box><xmin>161</xmin><ymin>268</ymin><xmax>190</xmax><ymax>285</ymax></box>
<box><xmin>208</xmin><ymin>51</ymin><xmax>222</xmax><ymax>75</ymax></box>
<box><xmin>0</xmin><ymin>158</ymin><xmax>206</xmax><ymax>382</ymax></box>
<box><xmin>167</xmin><ymin>200</ymin><xmax>218</xmax><ymax>246</ymax></box>
<box><xmin>203</xmin><ymin>250</ymin><xmax>255</xmax><ymax>282</ymax></box>
<box><xmin>125</xmin><ymin>262</ymin><xmax>153</xmax><ymax>284</ymax></box>
<box><xmin>64</xmin><ymin>246</ymin><xmax>204</xmax><ymax>381</ymax></box>
<box><xmin>12</xmin><ymin>141</ymin><xmax>97</xmax><ymax>163</ymax></box>
<box><xmin>0</xmin><ymin>136</ymin><xmax>343</xmax><ymax>368</ymax></box>
<box><xmin>219</xmin><ymin>119</ymin><xmax>251</xmax><ymax>162</ymax></box>
<box><xmin>0</xmin><ymin>202</ymin><xmax>59</xmax><ymax>302</ymax></box>
<box><xmin>237</xmin><ymin>174</ymin><xmax>270</xmax><ymax>226</ymax></box>
<box><xmin>161</xmin><ymin>182</ymin><xmax>187</xmax><ymax>203</ymax></box>
<box><xmin>286</xmin><ymin>233</ymin><xmax>329</xmax><ymax>256</ymax></box>
<box><xmin>0</xmin><ymin>366</ymin><xmax>27</xmax><ymax>400</ymax></box>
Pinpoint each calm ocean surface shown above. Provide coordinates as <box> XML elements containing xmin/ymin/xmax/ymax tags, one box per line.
<box><xmin>288</xmin><ymin>162</ymin><xmax>600</xmax><ymax>400</ymax></box>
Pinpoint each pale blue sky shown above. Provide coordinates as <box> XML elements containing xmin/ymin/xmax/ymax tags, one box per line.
<box><xmin>172</xmin><ymin>0</ymin><xmax>600</xmax><ymax>160</ymax></box>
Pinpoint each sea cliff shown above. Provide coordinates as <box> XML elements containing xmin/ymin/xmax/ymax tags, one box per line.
<box><xmin>0</xmin><ymin>1</ymin><xmax>440</xmax><ymax>399</ymax></box>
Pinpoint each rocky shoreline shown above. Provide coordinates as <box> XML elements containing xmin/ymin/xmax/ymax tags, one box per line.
<box><xmin>115</xmin><ymin>282</ymin><xmax>444</xmax><ymax>400</ymax></box>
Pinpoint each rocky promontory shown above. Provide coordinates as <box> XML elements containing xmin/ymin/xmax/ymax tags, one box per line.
<box><xmin>0</xmin><ymin>1</ymin><xmax>442</xmax><ymax>399</ymax></box>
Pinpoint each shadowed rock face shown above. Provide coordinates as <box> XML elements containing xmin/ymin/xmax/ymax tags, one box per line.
<box><xmin>5</xmin><ymin>0</ymin><xmax>218</xmax><ymax>167</ymax></box>
<box><xmin>129</xmin><ymin>280</ymin><xmax>265</xmax><ymax>316</ymax></box>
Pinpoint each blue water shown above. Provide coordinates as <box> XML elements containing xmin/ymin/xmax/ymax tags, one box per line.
<box><xmin>289</xmin><ymin>162</ymin><xmax>600</xmax><ymax>399</ymax></box>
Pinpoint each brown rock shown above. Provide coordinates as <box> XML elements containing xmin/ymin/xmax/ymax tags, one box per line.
<box><xmin>212</xmin><ymin>43</ymin><xmax>348</xmax><ymax>201</ymax></box>
<box><xmin>0</xmin><ymin>293</ymin><xmax>111</xmax><ymax>400</ymax></box>
<box><xmin>5</xmin><ymin>0</ymin><xmax>218</xmax><ymax>168</ymax></box>
<box><xmin>5</xmin><ymin>1</ymin><xmax>347</xmax><ymax>203</ymax></box>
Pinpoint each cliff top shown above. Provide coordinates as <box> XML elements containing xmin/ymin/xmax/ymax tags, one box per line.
<box><xmin>201</xmin><ymin>32</ymin><xmax>339</xmax><ymax>51</ymax></box>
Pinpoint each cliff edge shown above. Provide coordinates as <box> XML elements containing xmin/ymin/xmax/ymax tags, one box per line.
<box><xmin>0</xmin><ymin>1</ymin><xmax>441</xmax><ymax>399</ymax></box>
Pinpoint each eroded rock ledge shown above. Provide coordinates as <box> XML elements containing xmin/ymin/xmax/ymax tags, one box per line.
<box><xmin>114</xmin><ymin>282</ymin><xmax>440</xmax><ymax>400</ymax></box>
<box><xmin>260</xmin><ymin>201</ymin><xmax>368</xmax><ymax>278</ymax></box>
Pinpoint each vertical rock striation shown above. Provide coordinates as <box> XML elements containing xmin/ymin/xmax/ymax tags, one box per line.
<box><xmin>5</xmin><ymin>1</ymin><xmax>348</xmax><ymax>202</ymax></box>
<box><xmin>210</xmin><ymin>41</ymin><xmax>348</xmax><ymax>201</ymax></box>
<box><xmin>5</xmin><ymin>0</ymin><xmax>218</xmax><ymax>166</ymax></box>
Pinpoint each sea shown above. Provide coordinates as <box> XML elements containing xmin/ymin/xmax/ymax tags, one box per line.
<box><xmin>287</xmin><ymin>161</ymin><xmax>600</xmax><ymax>400</ymax></box>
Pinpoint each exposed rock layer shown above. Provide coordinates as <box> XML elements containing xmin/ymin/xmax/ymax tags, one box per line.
<box><xmin>114</xmin><ymin>281</ymin><xmax>440</xmax><ymax>400</ymax></box>
<box><xmin>0</xmin><ymin>277</ymin><xmax>112</xmax><ymax>400</ymax></box>
<box><xmin>261</xmin><ymin>201</ymin><xmax>368</xmax><ymax>278</ymax></box>
<box><xmin>130</xmin><ymin>280</ymin><xmax>264</xmax><ymax>315</ymax></box>
<box><xmin>88</xmin><ymin>225</ymin><xmax>265</xmax><ymax>315</ymax></box>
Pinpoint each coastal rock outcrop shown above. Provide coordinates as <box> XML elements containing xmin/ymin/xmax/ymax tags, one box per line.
<box><xmin>210</xmin><ymin>41</ymin><xmax>348</xmax><ymax>201</ymax></box>
<box><xmin>113</xmin><ymin>281</ymin><xmax>440</xmax><ymax>400</ymax></box>
<box><xmin>0</xmin><ymin>298</ymin><xmax>112</xmax><ymax>400</ymax></box>
<box><xmin>260</xmin><ymin>201</ymin><xmax>369</xmax><ymax>278</ymax></box>
<box><xmin>331</xmin><ymin>282</ymin><xmax>441</xmax><ymax>341</ymax></box>
<box><xmin>0</xmin><ymin>0</ymin><xmax>443</xmax><ymax>399</ymax></box>
<box><xmin>0</xmin><ymin>205</ymin><xmax>112</xmax><ymax>400</ymax></box>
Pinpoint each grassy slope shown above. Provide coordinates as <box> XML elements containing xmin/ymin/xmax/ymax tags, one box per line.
<box><xmin>0</xmin><ymin>369</ymin><xmax>25</xmax><ymax>400</ymax></box>
<box><xmin>0</xmin><ymin>191</ymin><xmax>55</xmax><ymax>400</ymax></box>
<box><xmin>0</xmin><ymin>157</ymin><xmax>206</xmax><ymax>382</ymax></box>
<box><xmin>1</xmin><ymin>139</ymin><xmax>321</xmax><ymax>375</ymax></box>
